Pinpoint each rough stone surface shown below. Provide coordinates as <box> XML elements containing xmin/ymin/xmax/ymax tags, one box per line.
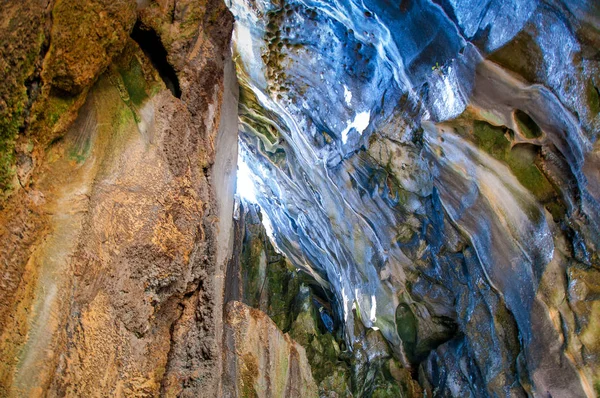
<box><xmin>222</xmin><ymin>300</ymin><xmax>318</xmax><ymax>397</ymax></box>
<box><xmin>235</xmin><ymin>203</ymin><xmax>302</xmax><ymax>331</ymax></box>
<box><xmin>227</xmin><ymin>203</ymin><xmax>421</xmax><ymax>396</ymax></box>
<box><xmin>2</xmin><ymin>0</ymin><xmax>600</xmax><ymax>396</ymax></box>
<box><xmin>0</xmin><ymin>0</ymin><xmax>235</xmax><ymax>397</ymax></box>
<box><xmin>42</xmin><ymin>0</ymin><xmax>137</xmax><ymax>94</ymax></box>
<box><xmin>0</xmin><ymin>0</ymin><xmax>47</xmax><ymax>194</ymax></box>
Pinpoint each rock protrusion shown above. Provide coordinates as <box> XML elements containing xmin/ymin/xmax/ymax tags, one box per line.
<box><xmin>223</xmin><ymin>300</ymin><xmax>319</xmax><ymax>397</ymax></box>
<box><xmin>42</xmin><ymin>0</ymin><xmax>137</xmax><ymax>94</ymax></box>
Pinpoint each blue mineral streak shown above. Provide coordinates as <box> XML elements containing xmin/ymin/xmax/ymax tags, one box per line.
<box><xmin>229</xmin><ymin>0</ymin><xmax>600</xmax><ymax>395</ymax></box>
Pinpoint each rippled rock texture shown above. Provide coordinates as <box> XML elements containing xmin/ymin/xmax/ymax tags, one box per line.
<box><xmin>226</xmin><ymin>202</ymin><xmax>423</xmax><ymax>396</ymax></box>
<box><xmin>228</xmin><ymin>0</ymin><xmax>600</xmax><ymax>395</ymax></box>
<box><xmin>0</xmin><ymin>0</ymin><xmax>237</xmax><ymax>396</ymax></box>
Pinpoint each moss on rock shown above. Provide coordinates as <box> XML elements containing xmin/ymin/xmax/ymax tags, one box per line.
<box><xmin>506</xmin><ymin>145</ymin><xmax>556</xmax><ymax>203</ymax></box>
<box><xmin>239</xmin><ymin>205</ymin><xmax>302</xmax><ymax>331</ymax></box>
<box><xmin>289</xmin><ymin>288</ymin><xmax>354</xmax><ymax>396</ymax></box>
<box><xmin>395</xmin><ymin>303</ymin><xmax>418</xmax><ymax>362</ymax></box>
<box><xmin>586</xmin><ymin>79</ymin><xmax>600</xmax><ymax>116</ymax></box>
<box><xmin>514</xmin><ymin>110</ymin><xmax>542</xmax><ymax>139</ymax></box>
<box><xmin>0</xmin><ymin>1</ymin><xmax>46</xmax><ymax>195</ymax></box>
<box><xmin>119</xmin><ymin>58</ymin><xmax>149</xmax><ymax>107</ymax></box>
<box><xmin>467</xmin><ymin>118</ymin><xmax>563</xmax><ymax>217</ymax></box>
<box><xmin>472</xmin><ymin>120</ymin><xmax>511</xmax><ymax>159</ymax></box>
<box><xmin>0</xmin><ymin>0</ymin><xmax>138</xmax><ymax>200</ymax></box>
<box><xmin>488</xmin><ymin>27</ymin><xmax>543</xmax><ymax>83</ymax></box>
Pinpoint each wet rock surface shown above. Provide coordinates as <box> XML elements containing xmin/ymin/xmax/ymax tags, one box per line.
<box><xmin>228</xmin><ymin>0</ymin><xmax>600</xmax><ymax>395</ymax></box>
<box><xmin>227</xmin><ymin>202</ymin><xmax>421</xmax><ymax>396</ymax></box>
<box><xmin>1</xmin><ymin>0</ymin><xmax>600</xmax><ymax>396</ymax></box>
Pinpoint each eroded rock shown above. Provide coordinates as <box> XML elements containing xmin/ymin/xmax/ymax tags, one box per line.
<box><xmin>0</xmin><ymin>1</ymin><xmax>236</xmax><ymax>397</ymax></box>
<box><xmin>222</xmin><ymin>300</ymin><xmax>318</xmax><ymax>397</ymax></box>
<box><xmin>227</xmin><ymin>0</ymin><xmax>600</xmax><ymax>395</ymax></box>
<box><xmin>42</xmin><ymin>0</ymin><xmax>137</xmax><ymax>94</ymax></box>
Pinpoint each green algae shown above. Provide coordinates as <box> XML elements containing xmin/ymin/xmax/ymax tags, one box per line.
<box><xmin>46</xmin><ymin>93</ymin><xmax>77</xmax><ymax>128</ymax></box>
<box><xmin>488</xmin><ymin>28</ymin><xmax>542</xmax><ymax>83</ymax></box>
<box><xmin>586</xmin><ymin>79</ymin><xmax>600</xmax><ymax>116</ymax></box>
<box><xmin>68</xmin><ymin>135</ymin><xmax>93</xmax><ymax>164</ymax></box>
<box><xmin>470</xmin><ymin>119</ymin><xmax>563</xmax><ymax>216</ymax></box>
<box><xmin>506</xmin><ymin>145</ymin><xmax>555</xmax><ymax>202</ymax></box>
<box><xmin>372</xmin><ymin>381</ymin><xmax>404</xmax><ymax>397</ymax></box>
<box><xmin>0</xmin><ymin>8</ymin><xmax>45</xmax><ymax>195</ymax></box>
<box><xmin>514</xmin><ymin>110</ymin><xmax>542</xmax><ymax>139</ymax></box>
<box><xmin>395</xmin><ymin>303</ymin><xmax>418</xmax><ymax>362</ymax></box>
<box><xmin>119</xmin><ymin>58</ymin><xmax>148</xmax><ymax>107</ymax></box>
<box><xmin>472</xmin><ymin>120</ymin><xmax>511</xmax><ymax>159</ymax></box>
<box><xmin>288</xmin><ymin>297</ymin><xmax>353</xmax><ymax>395</ymax></box>
<box><xmin>239</xmin><ymin>206</ymin><xmax>301</xmax><ymax>331</ymax></box>
<box><xmin>111</xmin><ymin>103</ymin><xmax>135</xmax><ymax>132</ymax></box>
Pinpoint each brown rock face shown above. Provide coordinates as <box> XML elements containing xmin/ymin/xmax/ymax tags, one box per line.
<box><xmin>222</xmin><ymin>301</ymin><xmax>319</xmax><ymax>397</ymax></box>
<box><xmin>0</xmin><ymin>0</ymin><xmax>236</xmax><ymax>397</ymax></box>
<box><xmin>0</xmin><ymin>0</ymin><xmax>46</xmax><ymax>193</ymax></box>
<box><xmin>42</xmin><ymin>0</ymin><xmax>137</xmax><ymax>94</ymax></box>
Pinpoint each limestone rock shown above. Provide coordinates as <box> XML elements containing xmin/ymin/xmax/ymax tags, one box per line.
<box><xmin>0</xmin><ymin>0</ymin><xmax>236</xmax><ymax>396</ymax></box>
<box><xmin>42</xmin><ymin>0</ymin><xmax>137</xmax><ymax>94</ymax></box>
<box><xmin>228</xmin><ymin>0</ymin><xmax>600</xmax><ymax>395</ymax></box>
<box><xmin>222</xmin><ymin>300</ymin><xmax>318</xmax><ymax>397</ymax></box>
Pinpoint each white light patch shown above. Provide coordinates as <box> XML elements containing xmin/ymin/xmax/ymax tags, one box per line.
<box><xmin>233</xmin><ymin>22</ymin><xmax>255</xmax><ymax>68</ymax></box>
<box><xmin>343</xmin><ymin>85</ymin><xmax>352</xmax><ymax>106</ymax></box>
<box><xmin>236</xmin><ymin>156</ymin><xmax>258</xmax><ymax>203</ymax></box>
<box><xmin>236</xmin><ymin>153</ymin><xmax>282</xmax><ymax>252</ymax></box>
<box><xmin>342</xmin><ymin>287</ymin><xmax>350</xmax><ymax>321</ymax></box>
<box><xmin>341</xmin><ymin>111</ymin><xmax>371</xmax><ymax>144</ymax></box>
<box><xmin>369</xmin><ymin>295</ymin><xmax>377</xmax><ymax>323</ymax></box>
<box><xmin>429</xmin><ymin>65</ymin><xmax>466</xmax><ymax>121</ymax></box>
<box><xmin>441</xmin><ymin>72</ymin><xmax>457</xmax><ymax>115</ymax></box>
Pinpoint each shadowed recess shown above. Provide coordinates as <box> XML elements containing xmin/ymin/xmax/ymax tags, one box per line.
<box><xmin>130</xmin><ymin>21</ymin><xmax>181</xmax><ymax>98</ymax></box>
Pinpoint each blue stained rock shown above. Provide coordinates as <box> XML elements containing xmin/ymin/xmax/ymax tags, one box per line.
<box><xmin>228</xmin><ymin>0</ymin><xmax>600</xmax><ymax>395</ymax></box>
<box><xmin>319</xmin><ymin>306</ymin><xmax>334</xmax><ymax>333</ymax></box>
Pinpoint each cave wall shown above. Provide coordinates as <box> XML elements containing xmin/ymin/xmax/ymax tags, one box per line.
<box><xmin>225</xmin><ymin>202</ymin><xmax>423</xmax><ymax>396</ymax></box>
<box><xmin>228</xmin><ymin>0</ymin><xmax>600</xmax><ymax>396</ymax></box>
<box><xmin>0</xmin><ymin>0</ymin><xmax>236</xmax><ymax>396</ymax></box>
<box><xmin>2</xmin><ymin>0</ymin><xmax>600</xmax><ymax>396</ymax></box>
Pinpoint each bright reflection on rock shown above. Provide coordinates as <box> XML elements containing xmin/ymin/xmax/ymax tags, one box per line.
<box><xmin>236</xmin><ymin>153</ymin><xmax>258</xmax><ymax>204</ymax></box>
<box><xmin>236</xmin><ymin>147</ymin><xmax>280</xmax><ymax>248</ymax></box>
<box><xmin>341</xmin><ymin>111</ymin><xmax>370</xmax><ymax>144</ymax></box>
<box><xmin>227</xmin><ymin>0</ymin><xmax>600</xmax><ymax>395</ymax></box>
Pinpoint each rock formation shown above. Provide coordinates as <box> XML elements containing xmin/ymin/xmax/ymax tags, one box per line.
<box><xmin>228</xmin><ymin>0</ymin><xmax>600</xmax><ymax>396</ymax></box>
<box><xmin>0</xmin><ymin>0</ymin><xmax>237</xmax><ymax>396</ymax></box>
<box><xmin>222</xmin><ymin>300</ymin><xmax>318</xmax><ymax>397</ymax></box>
<box><xmin>1</xmin><ymin>0</ymin><xmax>599</xmax><ymax>396</ymax></box>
